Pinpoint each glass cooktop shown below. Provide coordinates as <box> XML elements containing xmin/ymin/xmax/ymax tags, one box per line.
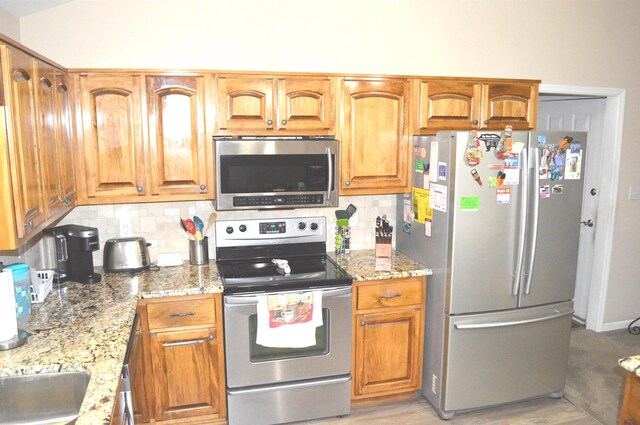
<box><xmin>217</xmin><ymin>254</ymin><xmax>352</xmax><ymax>294</ymax></box>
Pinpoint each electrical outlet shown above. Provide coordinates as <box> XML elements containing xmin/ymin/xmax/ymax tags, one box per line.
<box><xmin>120</xmin><ymin>220</ymin><xmax>132</xmax><ymax>237</ymax></box>
<box><xmin>431</xmin><ymin>373</ymin><xmax>438</xmax><ymax>394</ymax></box>
<box><xmin>629</xmin><ymin>186</ymin><xmax>640</xmax><ymax>200</ymax></box>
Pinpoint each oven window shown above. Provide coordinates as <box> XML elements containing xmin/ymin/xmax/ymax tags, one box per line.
<box><xmin>219</xmin><ymin>154</ymin><xmax>335</xmax><ymax>194</ymax></box>
<box><xmin>248</xmin><ymin>309</ymin><xmax>330</xmax><ymax>362</ymax></box>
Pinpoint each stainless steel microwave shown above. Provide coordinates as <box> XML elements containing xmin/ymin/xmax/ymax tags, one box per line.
<box><xmin>215</xmin><ymin>137</ymin><xmax>339</xmax><ymax>210</ymax></box>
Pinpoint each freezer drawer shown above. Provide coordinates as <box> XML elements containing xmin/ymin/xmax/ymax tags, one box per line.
<box><xmin>442</xmin><ymin>302</ymin><xmax>573</xmax><ymax>414</ymax></box>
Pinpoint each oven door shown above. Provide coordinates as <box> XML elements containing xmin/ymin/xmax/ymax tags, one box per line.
<box><xmin>215</xmin><ymin>138</ymin><xmax>338</xmax><ymax>210</ymax></box>
<box><xmin>223</xmin><ymin>286</ymin><xmax>351</xmax><ymax>388</ymax></box>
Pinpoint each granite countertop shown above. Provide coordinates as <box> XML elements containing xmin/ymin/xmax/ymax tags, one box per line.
<box><xmin>619</xmin><ymin>355</ymin><xmax>640</xmax><ymax>377</ymax></box>
<box><xmin>0</xmin><ymin>262</ymin><xmax>223</xmax><ymax>425</ymax></box>
<box><xmin>330</xmin><ymin>249</ymin><xmax>432</xmax><ymax>281</ymax></box>
<box><xmin>0</xmin><ymin>249</ymin><xmax>430</xmax><ymax>424</ymax></box>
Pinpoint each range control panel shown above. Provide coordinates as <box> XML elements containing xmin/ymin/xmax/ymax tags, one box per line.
<box><xmin>215</xmin><ymin>217</ymin><xmax>326</xmax><ymax>248</ymax></box>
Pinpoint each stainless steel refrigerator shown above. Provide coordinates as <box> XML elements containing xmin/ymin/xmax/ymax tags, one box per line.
<box><xmin>396</xmin><ymin>130</ymin><xmax>587</xmax><ymax>419</ymax></box>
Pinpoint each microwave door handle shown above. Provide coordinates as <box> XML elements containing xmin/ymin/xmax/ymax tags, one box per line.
<box><xmin>326</xmin><ymin>146</ymin><xmax>333</xmax><ymax>202</ymax></box>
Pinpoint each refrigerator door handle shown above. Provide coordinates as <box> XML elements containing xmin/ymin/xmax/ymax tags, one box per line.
<box><xmin>524</xmin><ymin>147</ymin><xmax>541</xmax><ymax>295</ymax></box>
<box><xmin>454</xmin><ymin>310</ymin><xmax>573</xmax><ymax>330</ymax></box>
<box><xmin>513</xmin><ymin>148</ymin><xmax>528</xmax><ymax>296</ymax></box>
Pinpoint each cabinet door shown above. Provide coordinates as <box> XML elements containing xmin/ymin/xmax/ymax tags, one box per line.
<box><xmin>54</xmin><ymin>71</ymin><xmax>76</xmax><ymax>208</ymax></box>
<box><xmin>2</xmin><ymin>46</ymin><xmax>45</xmax><ymax>237</ymax></box>
<box><xmin>78</xmin><ymin>73</ymin><xmax>146</xmax><ymax>199</ymax></box>
<box><xmin>413</xmin><ymin>79</ymin><xmax>481</xmax><ymax>133</ymax></box>
<box><xmin>146</xmin><ymin>76</ymin><xmax>210</xmax><ymax>197</ymax></box>
<box><xmin>481</xmin><ymin>82</ymin><xmax>538</xmax><ymax>130</ymax></box>
<box><xmin>149</xmin><ymin>327</ymin><xmax>223</xmax><ymax>421</ymax></box>
<box><xmin>276</xmin><ymin>77</ymin><xmax>335</xmax><ymax>132</ymax></box>
<box><xmin>354</xmin><ymin>308</ymin><xmax>423</xmax><ymax>398</ymax></box>
<box><xmin>216</xmin><ymin>76</ymin><xmax>274</xmax><ymax>132</ymax></box>
<box><xmin>341</xmin><ymin>79</ymin><xmax>410</xmax><ymax>194</ymax></box>
<box><xmin>35</xmin><ymin>60</ymin><xmax>64</xmax><ymax>219</ymax></box>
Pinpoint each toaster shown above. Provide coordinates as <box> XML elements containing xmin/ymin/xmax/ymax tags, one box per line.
<box><xmin>103</xmin><ymin>237</ymin><xmax>151</xmax><ymax>273</ymax></box>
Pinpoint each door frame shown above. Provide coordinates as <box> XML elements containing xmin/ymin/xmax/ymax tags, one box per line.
<box><xmin>539</xmin><ymin>84</ymin><xmax>626</xmax><ymax>332</ymax></box>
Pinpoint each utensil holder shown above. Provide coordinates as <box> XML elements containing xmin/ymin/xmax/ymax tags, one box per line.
<box><xmin>189</xmin><ymin>237</ymin><xmax>209</xmax><ymax>265</ymax></box>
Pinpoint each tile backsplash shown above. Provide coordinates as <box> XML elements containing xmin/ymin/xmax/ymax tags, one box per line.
<box><xmin>1</xmin><ymin>195</ymin><xmax>399</xmax><ymax>269</ymax></box>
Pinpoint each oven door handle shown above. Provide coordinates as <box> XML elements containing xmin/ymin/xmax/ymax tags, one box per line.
<box><xmin>224</xmin><ymin>286</ymin><xmax>351</xmax><ymax>305</ymax></box>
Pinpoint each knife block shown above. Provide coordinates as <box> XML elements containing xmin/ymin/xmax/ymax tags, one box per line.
<box><xmin>375</xmin><ymin>242</ymin><xmax>392</xmax><ymax>258</ymax></box>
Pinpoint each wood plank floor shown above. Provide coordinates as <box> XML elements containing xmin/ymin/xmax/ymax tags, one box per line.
<box><xmin>300</xmin><ymin>396</ymin><xmax>600</xmax><ymax>425</ymax></box>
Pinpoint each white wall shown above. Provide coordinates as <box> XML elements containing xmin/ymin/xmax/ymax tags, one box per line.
<box><xmin>17</xmin><ymin>0</ymin><xmax>640</xmax><ymax>327</ymax></box>
<box><xmin>0</xmin><ymin>6</ymin><xmax>19</xmax><ymax>40</ymax></box>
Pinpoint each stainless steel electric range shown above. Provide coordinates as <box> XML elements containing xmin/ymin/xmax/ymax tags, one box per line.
<box><xmin>215</xmin><ymin>217</ymin><xmax>353</xmax><ymax>425</ymax></box>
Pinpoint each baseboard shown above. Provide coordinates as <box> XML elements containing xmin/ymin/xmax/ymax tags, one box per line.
<box><xmin>598</xmin><ymin>319</ymin><xmax>634</xmax><ymax>332</ymax></box>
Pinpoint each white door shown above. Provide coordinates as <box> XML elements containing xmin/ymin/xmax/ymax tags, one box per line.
<box><xmin>537</xmin><ymin>97</ymin><xmax>606</xmax><ymax>321</ymax></box>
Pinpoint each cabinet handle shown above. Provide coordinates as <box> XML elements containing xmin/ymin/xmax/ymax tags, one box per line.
<box><xmin>24</xmin><ymin>221</ymin><xmax>33</xmax><ymax>229</ymax></box>
<box><xmin>267</xmin><ymin>119</ymin><xmax>273</xmax><ymax>125</ymax></box>
<box><xmin>200</xmin><ymin>184</ymin><xmax>206</xmax><ymax>191</ymax></box>
<box><xmin>48</xmin><ymin>196</ymin><xmax>57</xmax><ymax>205</ymax></box>
<box><xmin>169</xmin><ymin>312</ymin><xmax>196</xmax><ymax>318</ymax></box>
<box><xmin>281</xmin><ymin>119</ymin><xmax>287</xmax><ymax>125</ymax></box>
<box><xmin>163</xmin><ymin>339</ymin><xmax>204</xmax><ymax>348</ymax></box>
<box><xmin>136</xmin><ymin>186</ymin><xmax>143</xmax><ymax>193</ymax></box>
<box><xmin>380</xmin><ymin>293</ymin><xmax>402</xmax><ymax>299</ymax></box>
<box><xmin>360</xmin><ymin>321</ymin><xmax>366</xmax><ymax>327</ymax></box>
<box><xmin>345</xmin><ymin>181</ymin><xmax>350</xmax><ymax>187</ymax></box>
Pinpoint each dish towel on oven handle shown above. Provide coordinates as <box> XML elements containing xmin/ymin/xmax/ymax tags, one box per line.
<box><xmin>256</xmin><ymin>291</ymin><xmax>323</xmax><ymax>348</ymax></box>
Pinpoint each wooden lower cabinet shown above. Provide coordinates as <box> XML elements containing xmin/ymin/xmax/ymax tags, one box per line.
<box><xmin>620</xmin><ymin>371</ymin><xmax>640</xmax><ymax>425</ymax></box>
<box><xmin>352</xmin><ymin>276</ymin><xmax>426</xmax><ymax>402</ymax></box>
<box><xmin>137</xmin><ymin>294</ymin><xmax>227</xmax><ymax>424</ymax></box>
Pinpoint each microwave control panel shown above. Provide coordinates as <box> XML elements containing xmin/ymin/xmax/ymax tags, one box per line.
<box><xmin>233</xmin><ymin>194</ymin><xmax>324</xmax><ymax>208</ymax></box>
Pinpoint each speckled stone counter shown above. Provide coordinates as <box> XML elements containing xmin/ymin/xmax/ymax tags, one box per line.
<box><xmin>620</xmin><ymin>355</ymin><xmax>640</xmax><ymax>377</ymax></box>
<box><xmin>0</xmin><ymin>262</ymin><xmax>222</xmax><ymax>424</ymax></box>
<box><xmin>330</xmin><ymin>249</ymin><xmax>432</xmax><ymax>281</ymax></box>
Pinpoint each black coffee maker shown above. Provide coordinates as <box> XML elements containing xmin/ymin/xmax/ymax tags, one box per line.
<box><xmin>43</xmin><ymin>224</ymin><xmax>101</xmax><ymax>284</ymax></box>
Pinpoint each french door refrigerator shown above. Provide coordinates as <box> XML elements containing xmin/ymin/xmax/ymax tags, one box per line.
<box><xmin>396</xmin><ymin>130</ymin><xmax>587</xmax><ymax>419</ymax></box>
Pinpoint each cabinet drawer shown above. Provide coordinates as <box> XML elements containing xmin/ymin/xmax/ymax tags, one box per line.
<box><xmin>146</xmin><ymin>297</ymin><xmax>216</xmax><ymax>331</ymax></box>
<box><xmin>356</xmin><ymin>277</ymin><xmax>425</xmax><ymax>310</ymax></box>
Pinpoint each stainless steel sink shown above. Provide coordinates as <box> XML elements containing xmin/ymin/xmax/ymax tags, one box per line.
<box><xmin>0</xmin><ymin>371</ymin><xmax>91</xmax><ymax>424</ymax></box>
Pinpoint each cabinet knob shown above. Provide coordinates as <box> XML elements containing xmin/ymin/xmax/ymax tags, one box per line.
<box><xmin>209</xmin><ymin>334</ymin><xmax>215</xmax><ymax>341</ymax></box>
<box><xmin>24</xmin><ymin>221</ymin><xmax>33</xmax><ymax>229</ymax></box>
<box><xmin>281</xmin><ymin>119</ymin><xmax>287</xmax><ymax>125</ymax></box>
<box><xmin>136</xmin><ymin>186</ymin><xmax>143</xmax><ymax>193</ymax></box>
<box><xmin>484</xmin><ymin>120</ymin><xmax>489</xmax><ymax>125</ymax></box>
<box><xmin>200</xmin><ymin>184</ymin><xmax>207</xmax><ymax>191</ymax></box>
<box><xmin>472</xmin><ymin>120</ymin><xmax>479</xmax><ymax>125</ymax></box>
<box><xmin>345</xmin><ymin>181</ymin><xmax>351</xmax><ymax>187</ymax></box>
<box><xmin>360</xmin><ymin>321</ymin><xmax>366</xmax><ymax>327</ymax></box>
<box><xmin>267</xmin><ymin>119</ymin><xmax>273</xmax><ymax>125</ymax></box>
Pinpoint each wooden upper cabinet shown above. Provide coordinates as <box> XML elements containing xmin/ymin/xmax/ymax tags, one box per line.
<box><xmin>412</xmin><ymin>78</ymin><xmax>539</xmax><ymax>133</ymax></box>
<box><xmin>1</xmin><ymin>46</ymin><xmax>45</xmax><ymax>238</ymax></box>
<box><xmin>54</xmin><ymin>71</ymin><xmax>76</xmax><ymax>207</ymax></box>
<box><xmin>34</xmin><ymin>59</ymin><xmax>64</xmax><ymax>219</ymax></box>
<box><xmin>215</xmin><ymin>74</ymin><xmax>336</xmax><ymax>135</ymax></box>
<box><xmin>481</xmin><ymin>81</ymin><xmax>538</xmax><ymax>130</ymax></box>
<box><xmin>413</xmin><ymin>79</ymin><xmax>482</xmax><ymax>133</ymax></box>
<box><xmin>216</xmin><ymin>76</ymin><xmax>274</xmax><ymax>132</ymax></box>
<box><xmin>276</xmin><ymin>77</ymin><xmax>335</xmax><ymax>132</ymax></box>
<box><xmin>146</xmin><ymin>75</ymin><xmax>211</xmax><ymax>197</ymax></box>
<box><xmin>341</xmin><ymin>78</ymin><xmax>410</xmax><ymax>195</ymax></box>
<box><xmin>76</xmin><ymin>73</ymin><xmax>146</xmax><ymax>199</ymax></box>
